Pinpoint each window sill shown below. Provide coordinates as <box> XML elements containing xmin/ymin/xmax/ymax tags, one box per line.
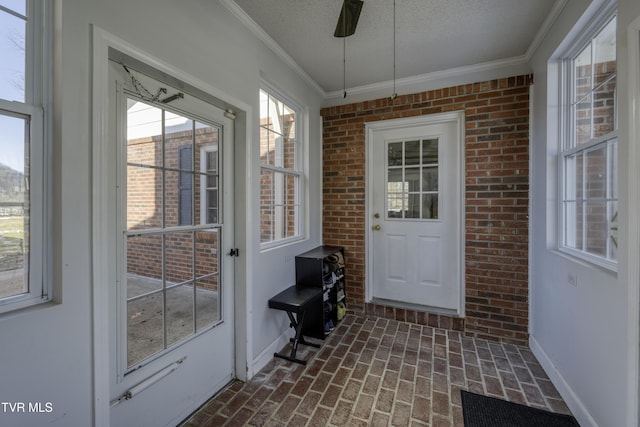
<box><xmin>260</xmin><ymin>235</ymin><xmax>305</xmax><ymax>252</ymax></box>
<box><xmin>555</xmin><ymin>246</ymin><xmax>618</xmax><ymax>274</ymax></box>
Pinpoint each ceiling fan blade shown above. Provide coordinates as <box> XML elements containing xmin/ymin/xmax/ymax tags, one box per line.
<box><xmin>334</xmin><ymin>0</ymin><xmax>364</xmax><ymax>38</ymax></box>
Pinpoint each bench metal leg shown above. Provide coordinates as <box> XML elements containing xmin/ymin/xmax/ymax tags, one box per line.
<box><xmin>273</xmin><ymin>310</ymin><xmax>319</xmax><ymax>365</ymax></box>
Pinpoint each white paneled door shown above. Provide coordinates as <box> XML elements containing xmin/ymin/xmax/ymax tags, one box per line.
<box><xmin>368</xmin><ymin>113</ymin><xmax>463</xmax><ymax>314</ymax></box>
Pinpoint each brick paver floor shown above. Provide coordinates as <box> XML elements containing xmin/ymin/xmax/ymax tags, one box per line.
<box><xmin>181</xmin><ymin>315</ymin><xmax>572</xmax><ymax>426</ymax></box>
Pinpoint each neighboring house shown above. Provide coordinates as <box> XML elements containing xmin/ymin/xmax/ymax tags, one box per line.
<box><xmin>0</xmin><ymin>0</ymin><xmax>638</xmax><ymax>426</ymax></box>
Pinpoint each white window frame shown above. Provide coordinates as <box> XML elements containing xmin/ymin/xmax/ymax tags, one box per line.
<box><xmin>259</xmin><ymin>83</ymin><xmax>304</xmax><ymax>250</ymax></box>
<box><xmin>559</xmin><ymin>7</ymin><xmax>618</xmax><ymax>271</ymax></box>
<box><xmin>0</xmin><ymin>0</ymin><xmax>52</xmax><ymax>314</ymax></box>
<box><xmin>200</xmin><ymin>144</ymin><xmax>218</xmax><ymax>225</ymax></box>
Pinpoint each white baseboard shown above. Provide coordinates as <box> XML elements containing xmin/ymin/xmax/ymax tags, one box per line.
<box><xmin>529</xmin><ymin>335</ymin><xmax>599</xmax><ymax>427</ymax></box>
<box><xmin>247</xmin><ymin>329</ymin><xmax>291</xmax><ymax>379</ymax></box>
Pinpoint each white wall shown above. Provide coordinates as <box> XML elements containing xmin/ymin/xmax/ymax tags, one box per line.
<box><xmin>0</xmin><ymin>0</ymin><xmax>324</xmax><ymax>425</ymax></box>
<box><xmin>529</xmin><ymin>0</ymin><xmax>640</xmax><ymax>426</ymax></box>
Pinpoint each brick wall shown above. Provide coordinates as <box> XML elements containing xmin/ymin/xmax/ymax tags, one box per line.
<box><xmin>321</xmin><ymin>75</ymin><xmax>532</xmax><ymax>345</ymax></box>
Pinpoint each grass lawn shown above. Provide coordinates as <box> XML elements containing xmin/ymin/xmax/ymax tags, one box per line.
<box><xmin>0</xmin><ymin>216</ymin><xmax>24</xmax><ymax>240</ymax></box>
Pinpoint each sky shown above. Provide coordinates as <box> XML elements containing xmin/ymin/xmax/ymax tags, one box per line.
<box><xmin>0</xmin><ymin>1</ymin><xmax>26</xmax><ymax>173</ymax></box>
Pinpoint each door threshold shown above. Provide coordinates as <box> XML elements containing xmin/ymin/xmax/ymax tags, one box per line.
<box><xmin>368</xmin><ymin>298</ymin><xmax>461</xmax><ymax>317</ymax></box>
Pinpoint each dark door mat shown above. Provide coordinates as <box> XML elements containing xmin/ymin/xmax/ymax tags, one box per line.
<box><xmin>461</xmin><ymin>390</ymin><xmax>580</xmax><ymax>427</ymax></box>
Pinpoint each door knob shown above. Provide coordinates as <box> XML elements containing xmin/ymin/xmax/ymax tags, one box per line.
<box><xmin>372</xmin><ymin>224</ymin><xmax>381</xmax><ymax>231</ymax></box>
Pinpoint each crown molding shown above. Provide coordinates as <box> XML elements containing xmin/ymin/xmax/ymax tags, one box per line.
<box><xmin>325</xmin><ymin>55</ymin><xmax>529</xmax><ymax>101</ymax></box>
<box><xmin>219</xmin><ymin>0</ymin><xmax>326</xmax><ymax>97</ymax></box>
<box><xmin>525</xmin><ymin>0</ymin><xmax>570</xmax><ymax>60</ymax></box>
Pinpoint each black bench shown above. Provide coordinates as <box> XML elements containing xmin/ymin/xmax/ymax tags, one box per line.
<box><xmin>268</xmin><ymin>285</ymin><xmax>322</xmax><ymax>365</ymax></box>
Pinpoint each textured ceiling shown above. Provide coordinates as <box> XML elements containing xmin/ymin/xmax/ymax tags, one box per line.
<box><xmin>230</xmin><ymin>0</ymin><xmax>559</xmax><ymax>94</ymax></box>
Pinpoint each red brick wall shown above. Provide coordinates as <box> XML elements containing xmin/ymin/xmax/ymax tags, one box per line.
<box><xmin>321</xmin><ymin>75</ymin><xmax>532</xmax><ymax>344</ymax></box>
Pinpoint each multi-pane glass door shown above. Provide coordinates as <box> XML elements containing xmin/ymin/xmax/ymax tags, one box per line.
<box><xmin>124</xmin><ymin>97</ymin><xmax>222</xmax><ymax>368</ymax></box>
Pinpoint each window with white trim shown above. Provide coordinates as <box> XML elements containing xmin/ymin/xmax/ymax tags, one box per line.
<box><xmin>259</xmin><ymin>87</ymin><xmax>302</xmax><ymax>247</ymax></box>
<box><xmin>561</xmin><ymin>13</ymin><xmax>617</xmax><ymax>267</ymax></box>
<box><xmin>0</xmin><ymin>0</ymin><xmax>50</xmax><ymax>312</ymax></box>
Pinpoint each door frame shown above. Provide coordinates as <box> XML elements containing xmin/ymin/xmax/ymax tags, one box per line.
<box><xmin>91</xmin><ymin>26</ymin><xmax>251</xmax><ymax>426</ymax></box>
<box><xmin>365</xmin><ymin>111</ymin><xmax>466</xmax><ymax>316</ymax></box>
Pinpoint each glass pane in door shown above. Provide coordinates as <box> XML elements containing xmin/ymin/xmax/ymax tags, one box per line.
<box><xmin>386</xmin><ymin>139</ymin><xmax>439</xmax><ymax>219</ymax></box>
<box><xmin>124</xmin><ymin>96</ymin><xmax>224</xmax><ymax>369</ymax></box>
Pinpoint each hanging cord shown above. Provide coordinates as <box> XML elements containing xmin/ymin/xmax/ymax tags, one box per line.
<box><xmin>342</xmin><ymin>0</ymin><xmax>347</xmax><ymax>98</ymax></box>
<box><xmin>390</xmin><ymin>0</ymin><xmax>397</xmax><ymax>100</ymax></box>
<box><xmin>122</xmin><ymin>64</ymin><xmax>184</xmax><ymax>104</ymax></box>
<box><xmin>343</xmin><ymin>37</ymin><xmax>347</xmax><ymax>98</ymax></box>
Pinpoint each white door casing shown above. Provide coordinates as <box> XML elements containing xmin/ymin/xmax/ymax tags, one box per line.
<box><xmin>366</xmin><ymin>112</ymin><xmax>464</xmax><ymax>315</ymax></box>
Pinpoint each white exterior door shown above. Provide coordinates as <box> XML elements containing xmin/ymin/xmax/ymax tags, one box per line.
<box><xmin>367</xmin><ymin>113</ymin><xmax>463</xmax><ymax>314</ymax></box>
<box><xmin>107</xmin><ymin>61</ymin><xmax>235</xmax><ymax>426</ymax></box>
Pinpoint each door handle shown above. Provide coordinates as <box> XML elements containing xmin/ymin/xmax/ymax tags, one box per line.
<box><xmin>372</xmin><ymin>224</ymin><xmax>381</xmax><ymax>231</ymax></box>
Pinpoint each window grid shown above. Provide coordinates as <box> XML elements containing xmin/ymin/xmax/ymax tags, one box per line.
<box><xmin>259</xmin><ymin>88</ymin><xmax>302</xmax><ymax>246</ymax></box>
<box><xmin>386</xmin><ymin>139</ymin><xmax>439</xmax><ymax>220</ymax></box>
<box><xmin>561</xmin><ymin>13</ymin><xmax>617</xmax><ymax>266</ymax></box>
<box><xmin>0</xmin><ymin>0</ymin><xmax>50</xmax><ymax>312</ymax></box>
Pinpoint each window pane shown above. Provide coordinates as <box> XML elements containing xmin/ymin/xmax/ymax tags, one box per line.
<box><xmin>387</xmin><ymin>141</ymin><xmax>405</xmax><ymax>217</ymax></box>
<box><xmin>585</xmin><ymin>145</ymin><xmax>606</xmax><ymax>200</ymax></box>
<box><xmin>406</xmin><ymin>167</ymin><xmax>420</xmax><ymax>192</ymax></box>
<box><xmin>574</xmin><ymin>44</ymin><xmax>592</xmax><ymax>102</ymax></box>
<box><xmin>127</xmin><ymin>233</ymin><xmax>165</xmax><ymax>367</ymax></box>
<box><xmin>260</xmin><ymin>169</ymin><xmax>274</xmax><ymax>243</ymax></box>
<box><xmin>128</xmin><ymin>292</ymin><xmax>164</xmax><ymax>366</ymax></box>
<box><xmin>608</xmin><ymin>139</ymin><xmax>617</xmax><ymax>199</ymax></box>
<box><xmin>260</xmin><ymin>127</ymin><xmax>272</xmax><ymax>165</ymax></box>
<box><xmin>285</xmin><ymin>174</ymin><xmax>297</xmax><ymax>238</ymax></box>
<box><xmin>281</xmin><ymin>104</ymin><xmax>295</xmax><ymax>139</ymax></box>
<box><xmin>406</xmin><ymin>194</ymin><xmax>420</xmax><ymax>218</ymax></box>
<box><xmin>259</xmin><ymin>90</ymin><xmax>270</xmax><ymax>128</ymax></box>
<box><xmin>195</xmin><ymin>229</ymin><xmax>220</xmax><ymax>330</ymax></box>
<box><xmin>0</xmin><ymin>9</ymin><xmax>26</xmax><ymax>102</ymax></box>
<box><xmin>388</xmin><ymin>142</ymin><xmax>402</xmax><ymax>166</ymax></box>
<box><xmin>0</xmin><ymin>113</ymin><xmax>28</xmax><ymax>300</ymax></box>
<box><xmin>127</xmin><ymin>234</ymin><xmax>163</xmax><ymax>291</ymax></box>
<box><xmin>423</xmin><ymin>194</ymin><xmax>438</xmax><ymax>219</ymax></box>
<box><xmin>593</xmin><ymin>74</ymin><xmax>616</xmax><ymax>138</ymax></box>
<box><xmin>195</xmin><ymin>229</ymin><xmax>218</xmax><ymax>278</ymax></box>
<box><xmin>423</xmin><ymin>167</ymin><xmax>438</xmax><ymax>192</ymax></box>
<box><xmin>593</xmin><ymin>18</ymin><xmax>616</xmax><ymax>85</ymax></box>
<box><xmin>165</xmin><ymin>115</ymin><xmax>193</xmax><ymax>170</ymax></box>
<box><xmin>166</xmin><ymin>169</ymin><xmax>189</xmax><ymax>227</ymax></box>
<box><xmin>422</xmin><ymin>139</ymin><xmax>438</xmax><ymax>164</ymax></box>
<box><xmin>195</xmin><ymin>277</ymin><xmax>220</xmax><ymax>331</ymax></box>
<box><xmin>127</xmin><ymin>100</ymin><xmax>163</xmax><ymax>166</ymax></box>
<box><xmin>564</xmin><ymin>201</ymin><xmax>579</xmax><ymax>249</ymax></box>
<box><xmin>608</xmin><ymin>201</ymin><xmax>618</xmax><ymax>261</ymax></box>
<box><xmin>585</xmin><ymin>200</ymin><xmax>607</xmax><ymax>257</ymax></box>
<box><xmin>283</xmin><ymin>138</ymin><xmax>296</xmax><ymax>169</ymax></box>
<box><xmin>388</xmin><ymin>169</ymin><xmax>403</xmax><ymax>191</ymax></box>
<box><xmin>574</xmin><ymin>94</ymin><xmax>592</xmax><ymax>145</ymax></box>
<box><xmin>0</xmin><ymin>1</ymin><xmax>26</xmax><ymax>16</ymax></box>
<box><xmin>405</xmin><ymin>140</ymin><xmax>420</xmax><ymax>165</ymax></box>
<box><xmin>166</xmin><ymin>284</ymin><xmax>194</xmax><ymax>346</ymax></box>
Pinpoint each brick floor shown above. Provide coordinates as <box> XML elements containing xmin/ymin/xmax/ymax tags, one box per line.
<box><xmin>181</xmin><ymin>315</ymin><xmax>572</xmax><ymax>426</ymax></box>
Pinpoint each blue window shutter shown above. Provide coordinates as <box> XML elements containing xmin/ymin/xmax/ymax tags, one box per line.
<box><xmin>178</xmin><ymin>145</ymin><xmax>193</xmax><ymax>226</ymax></box>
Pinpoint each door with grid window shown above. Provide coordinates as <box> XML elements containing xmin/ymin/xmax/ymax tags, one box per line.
<box><xmin>108</xmin><ymin>61</ymin><xmax>235</xmax><ymax>426</ymax></box>
<box><xmin>368</xmin><ymin>115</ymin><xmax>462</xmax><ymax>313</ymax></box>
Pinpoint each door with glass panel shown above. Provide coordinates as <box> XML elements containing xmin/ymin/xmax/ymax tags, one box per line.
<box><xmin>369</xmin><ymin>115</ymin><xmax>462</xmax><ymax>313</ymax></box>
<box><xmin>108</xmin><ymin>61</ymin><xmax>234</xmax><ymax>427</ymax></box>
